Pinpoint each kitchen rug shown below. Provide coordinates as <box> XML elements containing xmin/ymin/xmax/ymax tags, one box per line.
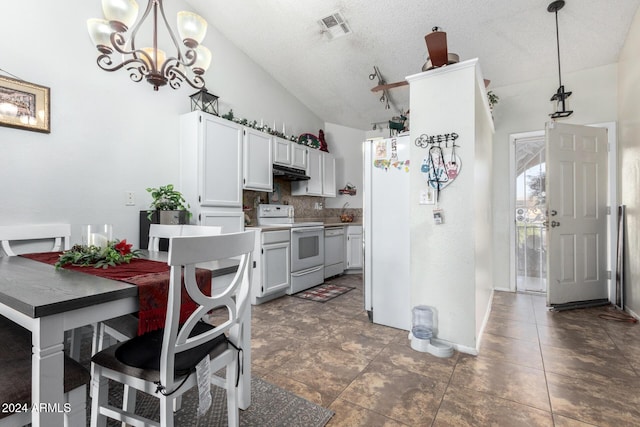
<box><xmin>94</xmin><ymin>377</ymin><xmax>334</xmax><ymax>427</ymax></box>
<box><xmin>293</xmin><ymin>283</ymin><xmax>355</xmax><ymax>303</ymax></box>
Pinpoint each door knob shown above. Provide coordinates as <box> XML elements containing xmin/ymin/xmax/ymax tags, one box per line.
<box><xmin>551</xmin><ymin>220</ymin><xmax>560</xmax><ymax>228</ymax></box>
<box><xmin>550</xmin><ymin>210</ymin><xmax>558</xmax><ymax>216</ymax></box>
<box><xmin>542</xmin><ymin>220</ymin><xmax>549</xmax><ymax>228</ymax></box>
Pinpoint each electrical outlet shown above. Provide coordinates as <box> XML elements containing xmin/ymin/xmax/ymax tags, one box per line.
<box><xmin>125</xmin><ymin>191</ymin><xmax>135</xmax><ymax>206</ymax></box>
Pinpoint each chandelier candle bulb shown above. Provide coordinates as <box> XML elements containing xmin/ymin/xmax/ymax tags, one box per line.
<box><xmin>87</xmin><ymin>18</ymin><xmax>114</xmax><ymax>54</ymax></box>
<box><xmin>102</xmin><ymin>0</ymin><xmax>139</xmax><ymax>31</ymax></box>
<box><xmin>177</xmin><ymin>11</ymin><xmax>208</xmax><ymax>47</ymax></box>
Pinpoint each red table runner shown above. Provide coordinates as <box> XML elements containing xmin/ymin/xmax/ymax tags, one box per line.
<box><xmin>20</xmin><ymin>252</ymin><xmax>212</xmax><ymax>335</ymax></box>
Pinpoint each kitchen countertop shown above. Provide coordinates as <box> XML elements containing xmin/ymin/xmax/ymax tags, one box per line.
<box><xmin>323</xmin><ymin>221</ymin><xmax>362</xmax><ymax>227</ymax></box>
<box><xmin>246</xmin><ymin>221</ymin><xmax>362</xmax><ymax>231</ymax></box>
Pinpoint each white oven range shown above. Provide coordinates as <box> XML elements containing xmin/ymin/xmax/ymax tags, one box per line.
<box><xmin>257</xmin><ymin>204</ymin><xmax>324</xmax><ymax>294</ymax></box>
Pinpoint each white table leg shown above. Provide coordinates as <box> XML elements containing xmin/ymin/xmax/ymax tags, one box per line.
<box><xmin>32</xmin><ymin>315</ymin><xmax>65</xmax><ymax>426</ymax></box>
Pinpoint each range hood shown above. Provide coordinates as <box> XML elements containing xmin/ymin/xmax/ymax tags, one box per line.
<box><xmin>273</xmin><ymin>164</ymin><xmax>310</xmax><ymax>181</ymax></box>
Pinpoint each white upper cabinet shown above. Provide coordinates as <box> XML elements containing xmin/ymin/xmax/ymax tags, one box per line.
<box><xmin>180</xmin><ymin>111</ymin><xmax>243</xmax><ymax>209</ymax></box>
<box><xmin>243</xmin><ymin>127</ymin><xmax>273</xmax><ymax>192</ymax></box>
<box><xmin>321</xmin><ymin>152</ymin><xmax>336</xmax><ymax>197</ymax></box>
<box><xmin>273</xmin><ymin>137</ymin><xmax>308</xmax><ymax>171</ymax></box>
<box><xmin>273</xmin><ymin>137</ymin><xmax>292</xmax><ymax>166</ymax></box>
<box><xmin>291</xmin><ymin>149</ymin><xmax>335</xmax><ymax>197</ymax></box>
<box><xmin>291</xmin><ymin>143</ymin><xmax>308</xmax><ymax>170</ymax></box>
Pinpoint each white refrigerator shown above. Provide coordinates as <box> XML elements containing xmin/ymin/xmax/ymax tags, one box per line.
<box><xmin>363</xmin><ymin>134</ymin><xmax>411</xmax><ymax>331</ymax></box>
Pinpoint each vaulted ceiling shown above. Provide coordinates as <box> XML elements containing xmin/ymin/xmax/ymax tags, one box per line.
<box><xmin>186</xmin><ymin>0</ymin><xmax>640</xmax><ymax>130</ymax></box>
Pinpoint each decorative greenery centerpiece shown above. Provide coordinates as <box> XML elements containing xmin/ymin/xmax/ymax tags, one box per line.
<box><xmin>146</xmin><ymin>184</ymin><xmax>191</xmax><ymax>221</ymax></box>
<box><xmin>55</xmin><ymin>240</ymin><xmax>140</xmax><ymax>269</ymax></box>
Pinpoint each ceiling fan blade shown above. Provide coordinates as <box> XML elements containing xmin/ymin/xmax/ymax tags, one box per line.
<box><xmin>425</xmin><ymin>29</ymin><xmax>448</xmax><ymax>68</ymax></box>
<box><xmin>370</xmin><ymin>81</ymin><xmax>409</xmax><ymax>92</ymax></box>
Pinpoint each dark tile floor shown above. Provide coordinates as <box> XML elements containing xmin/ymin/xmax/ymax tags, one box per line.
<box><xmin>250</xmin><ymin>274</ymin><xmax>640</xmax><ymax>426</ymax></box>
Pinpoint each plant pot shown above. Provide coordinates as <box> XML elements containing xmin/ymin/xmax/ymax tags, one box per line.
<box><xmin>158</xmin><ymin>210</ymin><xmax>188</xmax><ymax>225</ymax></box>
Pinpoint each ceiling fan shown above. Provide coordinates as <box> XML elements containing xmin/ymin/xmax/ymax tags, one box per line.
<box><xmin>370</xmin><ymin>27</ymin><xmax>459</xmax><ymax>93</ymax></box>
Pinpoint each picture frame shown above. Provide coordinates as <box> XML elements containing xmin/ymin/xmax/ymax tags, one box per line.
<box><xmin>0</xmin><ymin>75</ymin><xmax>50</xmax><ymax>133</ymax></box>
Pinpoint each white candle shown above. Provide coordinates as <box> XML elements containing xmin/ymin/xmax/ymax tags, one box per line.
<box><xmin>91</xmin><ymin>232</ymin><xmax>109</xmax><ymax>248</ymax></box>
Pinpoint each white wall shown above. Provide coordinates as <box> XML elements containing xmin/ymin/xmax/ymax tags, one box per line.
<box><xmin>0</xmin><ymin>1</ymin><xmax>323</xmax><ymax>246</ymax></box>
<box><xmin>617</xmin><ymin>6</ymin><xmax>640</xmax><ymax>316</ymax></box>
<box><xmin>409</xmin><ymin>60</ymin><xmax>493</xmax><ymax>351</ymax></box>
<box><xmin>491</xmin><ymin>64</ymin><xmax>618</xmax><ymax>291</ymax></box>
<box><xmin>323</xmin><ymin>123</ymin><xmax>365</xmax><ymax>209</ymax></box>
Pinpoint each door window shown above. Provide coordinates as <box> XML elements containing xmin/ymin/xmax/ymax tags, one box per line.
<box><xmin>515</xmin><ymin>137</ymin><xmax>547</xmax><ymax>293</ymax></box>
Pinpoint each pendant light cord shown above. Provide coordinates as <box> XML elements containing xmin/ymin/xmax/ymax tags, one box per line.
<box><xmin>554</xmin><ymin>10</ymin><xmax>563</xmax><ymax>88</ymax></box>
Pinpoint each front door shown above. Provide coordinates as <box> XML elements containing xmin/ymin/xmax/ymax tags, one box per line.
<box><xmin>546</xmin><ymin>122</ymin><xmax>608</xmax><ymax>306</ymax></box>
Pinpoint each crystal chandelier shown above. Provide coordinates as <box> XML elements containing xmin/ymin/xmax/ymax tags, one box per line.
<box><xmin>87</xmin><ymin>0</ymin><xmax>211</xmax><ymax>91</ymax></box>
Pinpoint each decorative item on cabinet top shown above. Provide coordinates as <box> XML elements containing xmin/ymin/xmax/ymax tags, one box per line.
<box><xmin>189</xmin><ymin>88</ymin><xmax>219</xmax><ymax>116</ymax></box>
<box><xmin>216</xmin><ymin>109</ymin><xmax>330</xmax><ymax>154</ymax></box>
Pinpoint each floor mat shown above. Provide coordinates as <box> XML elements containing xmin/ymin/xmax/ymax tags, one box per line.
<box><xmin>293</xmin><ymin>283</ymin><xmax>355</xmax><ymax>302</ymax></box>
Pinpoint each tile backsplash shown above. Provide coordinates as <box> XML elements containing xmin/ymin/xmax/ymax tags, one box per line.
<box><xmin>243</xmin><ymin>178</ymin><xmax>361</xmax><ymax>225</ymax></box>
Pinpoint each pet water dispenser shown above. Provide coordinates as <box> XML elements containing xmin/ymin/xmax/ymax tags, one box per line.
<box><xmin>410</xmin><ymin>305</ymin><xmax>453</xmax><ymax>358</ymax></box>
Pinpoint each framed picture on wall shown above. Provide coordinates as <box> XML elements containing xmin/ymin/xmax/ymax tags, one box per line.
<box><xmin>0</xmin><ymin>75</ymin><xmax>50</xmax><ymax>134</ymax></box>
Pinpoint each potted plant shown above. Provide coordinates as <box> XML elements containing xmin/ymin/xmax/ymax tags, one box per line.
<box><xmin>146</xmin><ymin>184</ymin><xmax>191</xmax><ymax>224</ymax></box>
<box><xmin>487</xmin><ymin>90</ymin><xmax>499</xmax><ymax>110</ymax></box>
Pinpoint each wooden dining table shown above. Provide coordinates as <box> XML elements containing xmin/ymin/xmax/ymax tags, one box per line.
<box><xmin>0</xmin><ymin>250</ymin><xmax>250</xmax><ymax>426</ymax></box>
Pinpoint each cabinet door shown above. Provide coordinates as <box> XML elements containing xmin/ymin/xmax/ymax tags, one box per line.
<box><xmin>273</xmin><ymin>138</ymin><xmax>291</xmax><ymax>166</ymax></box>
<box><xmin>199</xmin><ymin>210</ymin><xmax>244</xmax><ymax>233</ymax></box>
<box><xmin>243</xmin><ymin>128</ymin><xmax>273</xmax><ymax>191</ymax></box>
<box><xmin>262</xmin><ymin>241</ymin><xmax>290</xmax><ymax>295</ymax></box>
<box><xmin>200</xmin><ymin>114</ymin><xmax>243</xmax><ymax>207</ymax></box>
<box><xmin>291</xmin><ymin>144</ymin><xmax>307</xmax><ymax>170</ymax></box>
<box><xmin>346</xmin><ymin>227</ymin><xmax>363</xmax><ymax>269</ymax></box>
<box><xmin>292</xmin><ymin>148</ymin><xmax>322</xmax><ymax>196</ymax></box>
<box><xmin>322</xmin><ymin>152</ymin><xmax>336</xmax><ymax>197</ymax></box>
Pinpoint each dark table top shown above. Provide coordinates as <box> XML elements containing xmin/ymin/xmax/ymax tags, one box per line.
<box><xmin>0</xmin><ymin>251</ymin><xmax>239</xmax><ymax>319</ymax></box>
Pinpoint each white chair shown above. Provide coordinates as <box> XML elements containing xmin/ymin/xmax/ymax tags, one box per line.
<box><xmin>96</xmin><ymin>225</ymin><xmax>225</xmax><ymax>352</ymax></box>
<box><xmin>92</xmin><ymin>224</ymin><xmax>223</xmax><ymax>417</ymax></box>
<box><xmin>0</xmin><ymin>223</ymin><xmax>71</xmax><ymax>256</ymax></box>
<box><xmin>90</xmin><ymin>231</ymin><xmax>254</xmax><ymax>427</ymax></box>
<box><xmin>0</xmin><ymin>224</ymin><xmax>84</xmax><ymax>361</ymax></box>
<box><xmin>147</xmin><ymin>224</ymin><xmax>183</xmax><ymax>251</ymax></box>
<box><xmin>148</xmin><ymin>224</ymin><xmax>223</xmax><ymax>250</ymax></box>
<box><xmin>0</xmin><ymin>315</ymin><xmax>90</xmax><ymax>427</ymax></box>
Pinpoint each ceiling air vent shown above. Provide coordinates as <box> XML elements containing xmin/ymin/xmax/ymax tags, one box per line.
<box><xmin>318</xmin><ymin>11</ymin><xmax>352</xmax><ymax>40</ymax></box>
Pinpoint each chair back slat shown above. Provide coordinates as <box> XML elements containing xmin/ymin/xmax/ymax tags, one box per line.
<box><xmin>160</xmin><ymin>231</ymin><xmax>254</xmax><ymax>386</ymax></box>
<box><xmin>148</xmin><ymin>224</ymin><xmax>223</xmax><ymax>251</ymax></box>
<box><xmin>0</xmin><ymin>224</ymin><xmax>71</xmax><ymax>256</ymax></box>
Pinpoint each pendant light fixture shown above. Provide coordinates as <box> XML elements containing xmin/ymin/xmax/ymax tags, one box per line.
<box><xmin>548</xmin><ymin>0</ymin><xmax>573</xmax><ymax>119</ymax></box>
<box><xmin>87</xmin><ymin>0</ymin><xmax>211</xmax><ymax>91</ymax></box>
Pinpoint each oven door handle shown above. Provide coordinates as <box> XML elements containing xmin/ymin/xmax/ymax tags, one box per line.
<box><xmin>291</xmin><ymin>226</ymin><xmax>325</xmax><ymax>233</ymax></box>
<box><xmin>291</xmin><ymin>265</ymin><xmax>324</xmax><ymax>277</ymax></box>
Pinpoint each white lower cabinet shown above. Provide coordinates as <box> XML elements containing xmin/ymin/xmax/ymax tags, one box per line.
<box><xmin>325</xmin><ymin>226</ymin><xmax>345</xmax><ymax>278</ymax></box>
<box><xmin>345</xmin><ymin>225</ymin><xmax>363</xmax><ymax>270</ymax></box>
<box><xmin>250</xmin><ymin>228</ymin><xmax>291</xmax><ymax>304</ymax></box>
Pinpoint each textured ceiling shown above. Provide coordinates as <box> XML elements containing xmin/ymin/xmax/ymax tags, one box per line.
<box><xmin>186</xmin><ymin>0</ymin><xmax>640</xmax><ymax>130</ymax></box>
